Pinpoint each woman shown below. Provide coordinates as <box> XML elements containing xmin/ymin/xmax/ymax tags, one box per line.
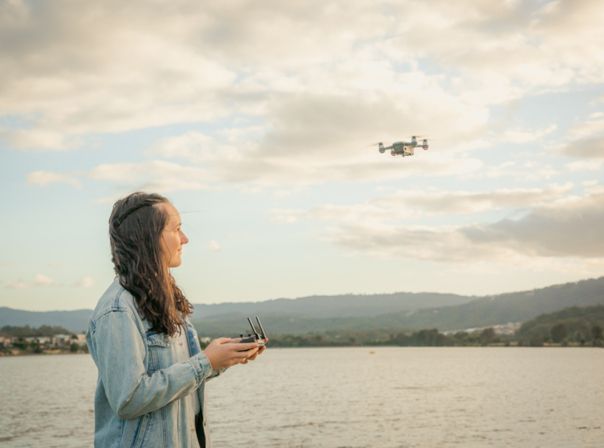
<box><xmin>86</xmin><ymin>192</ymin><xmax>263</xmax><ymax>447</ymax></box>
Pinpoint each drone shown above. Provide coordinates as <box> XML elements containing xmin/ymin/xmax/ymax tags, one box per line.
<box><xmin>375</xmin><ymin>136</ymin><xmax>429</xmax><ymax>157</ymax></box>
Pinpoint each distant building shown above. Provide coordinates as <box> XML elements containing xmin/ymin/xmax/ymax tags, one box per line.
<box><xmin>52</xmin><ymin>334</ymin><xmax>74</xmax><ymax>347</ymax></box>
<box><xmin>448</xmin><ymin>322</ymin><xmax>521</xmax><ymax>336</ymax></box>
<box><xmin>75</xmin><ymin>334</ymin><xmax>87</xmax><ymax>344</ymax></box>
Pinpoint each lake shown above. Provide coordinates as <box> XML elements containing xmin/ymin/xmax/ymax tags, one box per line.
<box><xmin>0</xmin><ymin>347</ymin><xmax>602</xmax><ymax>447</ymax></box>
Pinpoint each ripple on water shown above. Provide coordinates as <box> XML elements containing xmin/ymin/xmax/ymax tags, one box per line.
<box><xmin>2</xmin><ymin>348</ymin><xmax>604</xmax><ymax>447</ymax></box>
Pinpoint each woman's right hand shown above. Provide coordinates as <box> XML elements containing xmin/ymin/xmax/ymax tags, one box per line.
<box><xmin>203</xmin><ymin>337</ymin><xmax>259</xmax><ymax>370</ymax></box>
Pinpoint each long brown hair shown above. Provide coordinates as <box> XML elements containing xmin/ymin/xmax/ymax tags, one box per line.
<box><xmin>109</xmin><ymin>192</ymin><xmax>192</xmax><ymax>335</ymax></box>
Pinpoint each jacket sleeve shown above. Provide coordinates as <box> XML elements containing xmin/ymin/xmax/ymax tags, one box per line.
<box><xmin>91</xmin><ymin>308</ymin><xmax>213</xmax><ymax>420</ymax></box>
<box><xmin>207</xmin><ymin>366</ymin><xmax>226</xmax><ymax>381</ymax></box>
<box><xmin>184</xmin><ymin>317</ymin><xmax>226</xmax><ymax>382</ymax></box>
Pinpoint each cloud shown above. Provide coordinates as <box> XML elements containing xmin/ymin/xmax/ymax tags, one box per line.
<box><xmin>208</xmin><ymin>240</ymin><xmax>221</xmax><ymax>252</ymax></box>
<box><xmin>271</xmin><ymin>209</ymin><xmax>301</xmax><ymax>224</ymax></box>
<box><xmin>3</xmin><ymin>0</ymin><xmax>603</xmax><ymax>154</ymax></box>
<box><xmin>150</xmin><ymin>92</ymin><xmax>486</xmax><ymax>187</ymax></box>
<box><xmin>254</xmin><ymin>93</ymin><xmax>483</xmax><ymax>158</ymax></box>
<box><xmin>6</xmin><ymin>280</ymin><xmax>28</xmax><ymax>290</ymax></box>
<box><xmin>27</xmin><ymin>170</ymin><xmax>81</xmax><ymax>187</ymax></box>
<box><xmin>34</xmin><ymin>274</ymin><xmax>55</xmax><ymax>286</ymax></box>
<box><xmin>563</xmin><ymin>136</ymin><xmax>604</xmax><ymax>159</ymax></box>
<box><xmin>89</xmin><ymin>160</ymin><xmax>209</xmax><ymax>192</ymax></box>
<box><xmin>74</xmin><ymin>275</ymin><xmax>94</xmax><ymax>288</ymax></box>
<box><xmin>499</xmin><ymin>125</ymin><xmax>557</xmax><ymax>144</ymax></box>
<box><xmin>327</xmin><ymin>223</ymin><xmax>503</xmax><ymax>262</ymax></box>
<box><xmin>558</xmin><ymin>113</ymin><xmax>604</xmax><ymax>159</ymax></box>
<box><xmin>372</xmin><ymin>185</ymin><xmax>573</xmax><ymax>215</ymax></box>
<box><xmin>568</xmin><ymin>159</ymin><xmax>604</xmax><ymax>172</ymax></box>
<box><xmin>549</xmin><ymin>112</ymin><xmax>604</xmax><ymax>163</ymax></box>
<box><xmin>0</xmin><ymin>1</ymin><xmax>235</xmax><ymax>150</ymax></box>
<box><xmin>463</xmin><ymin>192</ymin><xmax>604</xmax><ymax>258</ymax></box>
<box><xmin>373</xmin><ymin>0</ymin><xmax>604</xmax><ymax>103</ymax></box>
<box><xmin>5</xmin><ymin>274</ymin><xmax>96</xmax><ymax>289</ymax></box>
<box><xmin>469</xmin><ymin>160</ymin><xmax>559</xmax><ymax>181</ymax></box>
<box><xmin>2</xmin><ymin>129</ymin><xmax>78</xmax><ymax>151</ymax></box>
<box><xmin>272</xmin><ymin>184</ymin><xmax>574</xmax><ymax>225</ymax></box>
<box><xmin>287</xmin><ymin>189</ymin><xmax>604</xmax><ymax>261</ymax></box>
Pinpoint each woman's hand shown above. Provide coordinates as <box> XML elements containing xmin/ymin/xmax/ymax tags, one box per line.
<box><xmin>203</xmin><ymin>338</ymin><xmax>259</xmax><ymax>370</ymax></box>
<box><xmin>240</xmin><ymin>339</ymin><xmax>268</xmax><ymax>364</ymax></box>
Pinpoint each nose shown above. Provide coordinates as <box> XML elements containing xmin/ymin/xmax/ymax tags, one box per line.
<box><xmin>180</xmin><ymin>230</ymin><xmax>189</xmax><ymax>245</ymax></box>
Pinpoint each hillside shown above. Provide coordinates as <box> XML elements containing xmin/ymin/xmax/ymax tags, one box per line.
<box><xmin>1</xmin><ymin>276</ymin><xmax>603</xmax><ymax>334</ymax></box>
<box><xmin>369</xmin><ymin>276</ymin><xmax>604</xmax><ymax>332</ymax></box>
<box><xmin>194</xmin><ymin>277</ymin><xmax>604</xmax><ymax>336</ymax></box>
<box><xmin>0</xmin><ymin>308</ymin><xmax>93</xmax><ymax>333</ymax></box>
<box><xmin>515</xmin><ymin>305</ymin><xmax>604</xmax><ymax>345</ymax></box>
<box><xmin>191</xmin><ymin>291</ymin><xmax>472</xmax><ymax>320</ymax></box>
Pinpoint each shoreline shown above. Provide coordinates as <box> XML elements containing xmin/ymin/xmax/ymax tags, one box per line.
<box><xmin>2</xmin><ymin>343</ymin><xmax>601</xmax><ymax>357</ymax></box>
<box><xmin>0</xmin><ymin>350</ymin><xmax>88</xmax><ymax>357</ymax></box>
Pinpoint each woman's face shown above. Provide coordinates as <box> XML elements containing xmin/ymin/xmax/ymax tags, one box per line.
<box><xmin>159</xmin><ymin>202</ymin><xmax>189</xmax><ymax>268</ymax></box>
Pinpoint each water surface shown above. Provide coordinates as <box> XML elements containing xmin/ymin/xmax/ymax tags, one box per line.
<box><xmin>0</xmin><ymin>348</ymin><xmax>602</xmax><ymax>447</ymax></box>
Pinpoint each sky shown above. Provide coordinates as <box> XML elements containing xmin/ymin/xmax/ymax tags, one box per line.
<box><xmin>1</xmin><ymin>0</ymin><xmax>604</xmax><ymax>311</ymax></box>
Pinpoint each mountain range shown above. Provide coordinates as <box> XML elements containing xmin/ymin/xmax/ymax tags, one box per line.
<box><xmin>1</xmin><ymin>276</ymin><xmax>603</xmax><ymax>335</ymax></box>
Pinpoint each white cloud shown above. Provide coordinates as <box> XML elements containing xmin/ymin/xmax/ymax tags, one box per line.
<box><xmin>3</xmin><ymin>0</ymin><xmax>602</xmax><ymax>197</ymax></box>
<box><xmin>568</xmin><ymin>159</ymin><xmax>604</xmax><ymax>172</ymax></box>
<box><xmin>2</xmin><ymin>129</ymin><xmax>78</xmax><ymax>151</ymax></box>
<box><xmin>27</xmin><ymin>170</ymin><xmax>81</xmax><ymax>187</ymax></box>
<box><xmin>326</xmin><ymin>224</ymin><xmax>502</xmax><ymax>262</ymax></box>
<box><xmin>89</xmin><ymin>160</ymin><xmax>209</xmax><ymax>192</ymax></box>
<box><xmin>34</xmin><ymin>274</ymin><xmax>54</xmax><ymax>286</ymax></box>
<box><xmin>3</xmin><ymin>0</ymin><xmax>603</xmax><ymax>155</ymax></box>
<box><xmin>372</xmin><ymin>185</ymin><xmax>572</xmax><ymax>215</ymax></box>
<box><xmin>468</xmin><ymin>160</ymin><xmax>559</xmax><ymax>181</ymax></box>
<box><xmin>499</xmin><ymin>124</ymin><xmax>557</xmax><ymax>144</ymax></box>
<box><xmin>6</xmin><ymin>280</ymin><xmax>28</xmax><ymax>290</ymax></box>
<box><xmin>271</xmin><ymin>209</ymin><xmax>301</xmax><ymax>224</ymax></box>
<box><xmin>0</xmin><ymin>1</ymin><xmax>235</xmax><ymax>151</ymax></box>
<box><xmin>149</xmin><ymin>92</ymin><xmax>486</xmax><ymax>187</ymax></box>
<box><xmin>285</xmin><ymin>188</ymin><xmax>604</xmax><ymax>261</ymax></box>
<box><xmin>273</xmin><ymin>185</ymin><xmax>574</xmax><ymax>226</ymax></box>
<box><xmin>75</xmin><ymin>275</ymin><xmax>95</xmax><ymax>288</ymax></box>
<box><xmin>208</xmin><ymin>240</ymin><xmax>221</xmax><ymax>252</ymax></box>
<box><xmin>5</xmin><ymin>275</ymin><xmax>97</xmax><ymax>290</ymax></box>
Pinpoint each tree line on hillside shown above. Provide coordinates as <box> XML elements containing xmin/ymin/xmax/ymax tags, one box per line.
<box><xmin>226</xmin><ymin>305</ymin><xmax>604</xmax><ymax>348</ymax></box>
<box><xmin>0</xmin><ymin>325</ymin><xmax>88</xmax><ymax>355</ymax></box>
<box><xmin>0</xmin><ymin>325</ymin><xmax>73</xmax><ymax>337</ymax></box>
<box><xmin>264</xmin><ymin>328</ymin><xmax>503</xmax><ymax>347</ymax></box>
<box><xmin>264</xmin><ymin>325</ymin><xmax>602</xmax><ymax>348</ymax></box>
<box><xmin>515</xmin><ymin>305</ymin><xmax>604</xmax><ymax>346</ymax></box>
<box><xmin>2</xmin><ymin>305</ymin><xmax>603</xmax><ymax>353</ymax></box>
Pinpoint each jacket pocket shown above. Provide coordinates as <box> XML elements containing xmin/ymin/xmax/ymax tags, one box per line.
<box><xmin>123</xmin><ymin>411</ymin><xmax>164</xmax><ymax>448</ymax></box>
<box><xmin>131</xmin><ymin>413</ymin><xmax>149</xmax><ymax>448</ymax></box>
<box><xmin>146</xmin><ymin>332</ymin><xmax>171</xmax><ymax>374</ymax></box>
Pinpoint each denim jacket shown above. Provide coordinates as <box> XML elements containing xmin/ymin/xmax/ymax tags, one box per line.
<box><xmin>86</xmin><ymin>278</ymin><xmax>218</xmax><ymax>447</ymax></box>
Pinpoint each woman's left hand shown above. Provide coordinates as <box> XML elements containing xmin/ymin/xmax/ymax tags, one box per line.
<box><xmin>241</xmin><ymin>340</ymin><xmax>268</xmax><ymax>364</ymax></box>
